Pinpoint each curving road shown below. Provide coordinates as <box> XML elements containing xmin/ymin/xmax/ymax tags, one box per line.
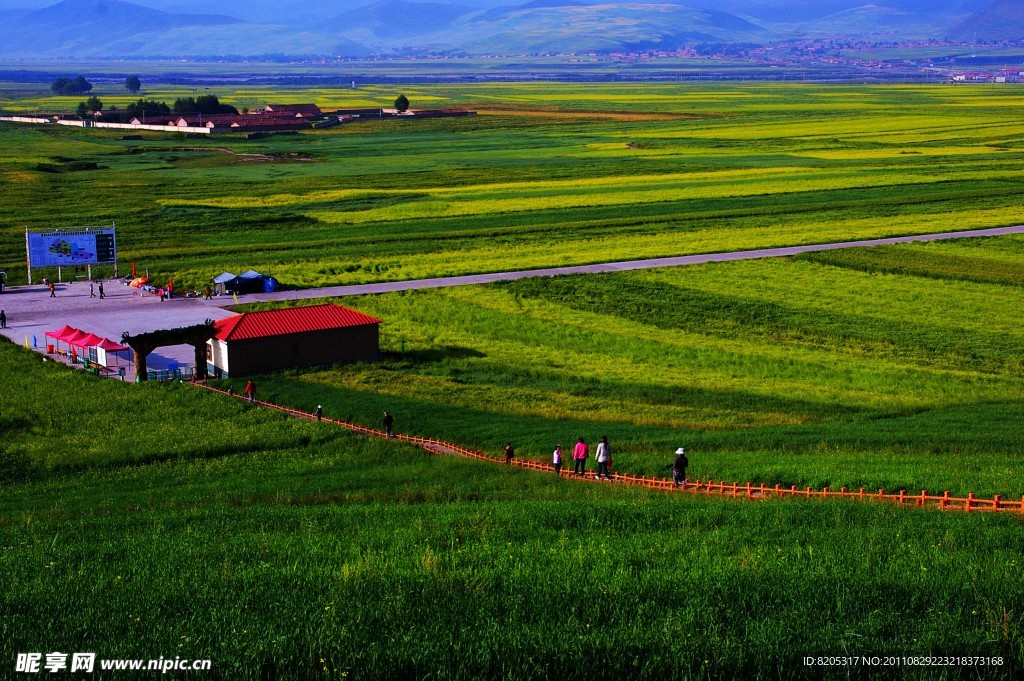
<box><xmin>236</xmin><ymin>225</ymin><xmax>1024</xmax><ymax>303</ymax></box>
<box><xmin>2</xmin><ymin>225</ymin><xmax>1023</xmax><ymax>377</ymax></box>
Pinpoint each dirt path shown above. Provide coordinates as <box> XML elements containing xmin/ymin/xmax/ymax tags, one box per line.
<box><xmin>195</xmin><ymin>385</ymin><xmax>1023</xmax><ymax>514</ymax></box>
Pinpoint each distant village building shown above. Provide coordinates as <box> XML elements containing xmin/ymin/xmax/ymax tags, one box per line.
<box><xmin>206</xmin><ymin>303</ymin><xmax>381</xmax><ymax>378</ymax></box>
<box><xmin>261</xmin><ymin>104</ymin><xmax>323</xmax><ymax>118</ymax></box>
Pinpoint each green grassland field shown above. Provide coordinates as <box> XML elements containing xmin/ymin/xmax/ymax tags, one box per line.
<box><xmin>2</xmin><ymin>82</ymin><xmax>1023</xmax><ymax>678</ymax></box>
<box><xmin>234</xmin><ymin>235</ymin><xmax>1024</xmax><ymax>499</ymax></box>
<box><xmin>1</xmin><ymin>333</ymin><xmax>1022</xmax><ymax>679</ymax></box>
<box><xmin>2</xmin><ymin>83</ymin><xmax>1024</xmax><ymax>290</ymax></box>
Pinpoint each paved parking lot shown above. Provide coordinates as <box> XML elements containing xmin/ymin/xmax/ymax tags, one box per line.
<box><xmin>0</xmin><ymin>279</ymin><xmax>237</xmax><ymax>380</ymax></box>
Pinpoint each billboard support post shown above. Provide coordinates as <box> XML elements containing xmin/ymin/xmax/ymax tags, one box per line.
<box><xmin>25</xmin><ymin>227</ymin><xmax>31</xmax><ymax>285</ymax></box>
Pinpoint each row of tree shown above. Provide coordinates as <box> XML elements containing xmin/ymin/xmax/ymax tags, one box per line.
<box><xmin>76</xmin><ymin>95</ymin><xmax>240</xmax><ymax>122</ymax></box>
<box><xmin>52</xmin><ymin>75</ymin><xmax>142</xmax><ymax>98</ymax></box>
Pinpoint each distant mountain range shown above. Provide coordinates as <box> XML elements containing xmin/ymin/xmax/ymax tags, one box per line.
<box><xmin>0</xmin><ymin>0</ymin><xmax>1021</xmax><ymax>57</ymax></box>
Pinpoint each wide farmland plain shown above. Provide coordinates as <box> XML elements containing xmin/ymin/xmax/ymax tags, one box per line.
<box><xmin>2</xmin><ymin>83</ymin><xmax>1024</xmax><ymax>289</ymax></box>
<box><xmin>1</xmin><ymin>83</ymin><xmax>1023</xmax><ymax>678</ymax></box>
<box><xmin>242</xmin><ymin>235</ymin><xmax>1024</xmax><ymax>500</ymax></box>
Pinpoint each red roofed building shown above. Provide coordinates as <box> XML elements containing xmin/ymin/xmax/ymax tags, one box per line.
<box><xmin>206</xmin><ymin>303</ymin><xmax>381</xmax><ymax>377</ymax></box>
<box><xmin>261</xmin><ymin>104</ymin><xmax>323</xmax><ymax>118</ymax></box>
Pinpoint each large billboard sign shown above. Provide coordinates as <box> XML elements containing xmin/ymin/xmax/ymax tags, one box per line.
<box><xmin>27</xmin><ymin>227</ymin><xmax>117</xmax><ymax>268</ymax></box>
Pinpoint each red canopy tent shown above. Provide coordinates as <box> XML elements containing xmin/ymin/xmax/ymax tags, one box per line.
<box><xmin>44</xmin><ymin>325</ymin><xmax>81</xmax><ymax>353</ymax></box>
<box><xmin>45</xmin><ymin>324</ymin><xmax>78</xmax><ymax>342</ymax></box>
<box><xmin>69</xmin><ymin>332</ymin><xmax>105</xmax><ymax>349</ymax></box>
<box><xmin>94</xmin><ymin>337</ymin><xmax>129</xmax><ymax>353</ymax></box>
<box><xmin>93</xmin><ymin>337</ymin><xmax>132</xmax><ymax>371</ymax></box>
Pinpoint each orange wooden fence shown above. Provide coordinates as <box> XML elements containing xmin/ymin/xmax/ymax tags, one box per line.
<box><xmin>195</xmin><ymin>385</ymin><xmax>1024</xmax><ymax>514</ymax></box>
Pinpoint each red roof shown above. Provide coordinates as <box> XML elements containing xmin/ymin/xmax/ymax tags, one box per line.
<box><xmin>213</xmin><ymin>304</ymin><xmax>381</xmax><ymax>342</ymax></box>
<box><xmin>263</xmin><ymin>104</ymin><xmax>322</xmax><ymax>117</ymax></box>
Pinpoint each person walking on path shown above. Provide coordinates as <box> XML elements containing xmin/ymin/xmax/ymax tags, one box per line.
<box><xmin>383</xmin><ymin>411</ymin><xmax>394</xmax><ymax>439</ymax></box>
<box><xmin>0</xmin><ymin>309</ymin><xmax>6</xmax><ymax>329</ymax></box>
<box><xmin>504</xmin><ymin>442</ymin><xmax>515</xmax><ymax>464</ymax></box>
<box><xmin>314</xmin><ymin>404</ymin><xmax>323</xmax><ymax>422</ymax></box>
<box><xmin>98</xmin><ymin>282</ymin><xmax>105</xmax><ymax>299</ymax></box>
<box><xmin>243</xmin><ymin>380</ymin><xmax>255</xmax><ymax>404</ymax></box>
<box><xmin>49</xmin><ymin>282</ymin><xmax>55</xmax><ymax>298</ymax></box>
<box><xmin>673</xmin><ymin>447</ymin><xmax>688</xmax><ymax>488</ymax></box>
<box><xmin>553</xmin><ymin>445</ymin><xmax>563</xmax><ymax>476</ymax></box>
<box><xmin>204</xmin><ymin>285</ymin><xmax>212</xmax><ymax>300</ymax></box>
<box><xmin>572</xmin><ymin>437</ymin><xmax>589</xmax><ymax>477</ymax></box>
<box><xmin>595</xmin><ymin>435</ymin><xmax>611</xmax><ymax>480</ymax></box>
<box><xmin>90</xmin><ymin>283</ymin><xmax>96</xmax><ymax>298</ymax></box>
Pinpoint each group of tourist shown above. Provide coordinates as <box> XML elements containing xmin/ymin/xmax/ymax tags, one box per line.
<box><xmin>552</xmin><ymin>435</ymin><xmax>615</xmax><ymax>479</ymax></box>
<box><xmin>287</xmin><ymin>404</ymin><xmax>694</xmax><ymax>487</ymax></box>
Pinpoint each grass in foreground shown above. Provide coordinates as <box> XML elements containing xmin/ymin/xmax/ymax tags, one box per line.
<box><xmin>1</xmin><ymin>339</ymin><xmax>1021</xmax><ymax>679</ymax></box>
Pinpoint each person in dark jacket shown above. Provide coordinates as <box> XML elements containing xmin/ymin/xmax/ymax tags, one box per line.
<box><xmin>504</xmin><ymin>442</ymin><xmax>514</xmax><ymax>464</ymax></box>
<box><xmin>673</xmin><ymin>447</ymin><xmax>688</xmax><ymax>487</ymax></box>
<box><xmin>383</xmin><ymin>411</ymin><xmax>394</xmax><ymax>439</ymax></box>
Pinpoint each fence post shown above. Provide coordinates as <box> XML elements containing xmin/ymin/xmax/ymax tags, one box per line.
<box><xmin>746</xmin><ymin>482</ymin><xmax>752</xmax><ymax>499</ymax></box>
<box><xmin>966</xmin><ymin>492</ymin><xmax>974</xmax><ymax>512</ymax></box>
<box><xmin>859</xmin><ymin>487</ymin><xmax>865</xmax><ymax>500</ymax></box>
<box><xmin>822</xmin><ymin>487</ymin><xmax>829</xmax><ymax>498</ymax></box>
<box><xmin>805</xmin><ymin>486</ymin><xmax>812</xmax><ymax>498</ymax></box>
<box><xmin>993</xmin><ymin>494</ymin><xmax>1001</xmax><ymax>511</ymax></box>
<box><xmin>919</xmin><ymin>490</ymin><xmax>927</xmax><ymax>507</ymax></box>
<box><xmin>898</xmin><ymin>490</ymin><xmax>905</xmax><ymax>505</ymax></box>
<box><xmin>941</xmin><ymin>491</ymin><xmax>949</xmax><ymax>509</ymax></box>
<box><xmin>1020</xmin><ymin>495</ymin><xmax>1024</xmax><ymax>514</ymax></box>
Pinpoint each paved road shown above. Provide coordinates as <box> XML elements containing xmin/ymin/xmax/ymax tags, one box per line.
<box><xmin>2</xmin><ymin>225</ymin><xmax>1022</xmax><ymax>376</ymax></box>
<box><xmin>235</xmin><ymin>225</ymin><xmax>1024</xmax><ymax>302</ymax></box>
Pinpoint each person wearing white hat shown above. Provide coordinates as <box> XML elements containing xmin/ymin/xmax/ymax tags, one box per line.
<box><xmin>673</xmin><ymin>447</ymin><xmax>688</xmax><ymax>488</ymax></box>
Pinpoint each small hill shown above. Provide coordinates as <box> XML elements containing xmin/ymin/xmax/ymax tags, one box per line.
<box><xmin>792</xmin><ymin>3</ymin><xmax>950</xmax><ymax>38</ymax></box>
<box><xmin>0</xmin><ymin>0</ymin><xmax>244</xmax><ymax>55</ymax></box>
<box><xmin>443</xmin><ymin>3</ymin><xmax>767</xmax><ymax>54</ymax></box>
<box><xmin>949</xmin><ymin>0</ymin><xmax>1024</xmax><ymax>40</ymax></box>
<box><xmin>325</xmin><ymin>0</ymin><xmax>476</xmax><ymax>39</ymax></box>
<box><xmin>474</xmin><ymin>0</ymin><xmax>589</xmax><ymax>24</ymax></box>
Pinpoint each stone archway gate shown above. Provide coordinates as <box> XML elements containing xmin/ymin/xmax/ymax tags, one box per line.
<box><xmin>122</xmin><ymin>321</ymin><xmax>216</xmax><ymax>381</ymax></box>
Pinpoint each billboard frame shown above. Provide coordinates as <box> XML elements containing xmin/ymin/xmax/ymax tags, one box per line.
<box><xmin>25</xmin><ymin>223</ymin><xmax>118</xmax><ymax>284</ymax></box>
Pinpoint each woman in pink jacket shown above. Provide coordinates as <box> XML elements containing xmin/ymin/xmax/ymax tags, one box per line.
<box><xmin>572</xmin><ymin>437</ymin><xmax>589</xmax><ymax>477</ymax></box>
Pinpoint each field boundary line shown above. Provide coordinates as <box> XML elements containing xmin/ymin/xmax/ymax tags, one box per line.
<box><xmin>192</xmin><ymin>384</ymin><xmax>1024</xmax><ymax>515</ymax></box>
